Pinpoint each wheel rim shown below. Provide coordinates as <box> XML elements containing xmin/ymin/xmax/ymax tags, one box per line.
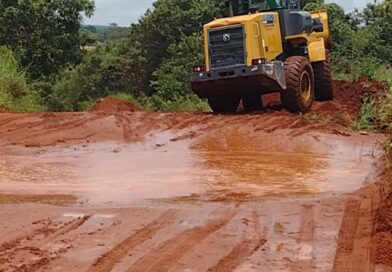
<box><xmin>300</xmin><ymin>71</ymin><xmax>311</xmax><ymax>102</ymax></box>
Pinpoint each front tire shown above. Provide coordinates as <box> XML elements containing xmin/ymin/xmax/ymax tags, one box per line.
<box><xmin>208</xmin><ymin>96</ymin><xmax>240</xmax><ymax>113</ymax></box>
<box><xmin>281</xmin><ymin>56</ymin><xmax>315</xmax><ymax>113</ymax></box>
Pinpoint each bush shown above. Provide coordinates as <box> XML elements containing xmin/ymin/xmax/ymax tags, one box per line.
<box><xmin>149</xmin><ymin>93</ymin><xmax>209</xmax><ymax>112</ymax></box>
<box><xmin>50</xmin><ymin>44</ymin><xmax>145</xmax><ymax>111</ymax></box>
<box><xmin>0</xmin><ymin>46</ymin><xmax>45</xmax><ymax>112</ymax></box>
<box><xmin>150</xmin><ymin>34</ymin><xmax>208</xmax><ymax>111</ymax></box>
<box><xmin>110</xmin><ymin>92</ymin><xmax>144</xmax><ymax>109</ymax></box>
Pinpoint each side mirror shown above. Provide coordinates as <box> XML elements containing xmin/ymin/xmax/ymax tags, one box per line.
<box><xmin>312</xmin><ymin>19</ymin><xmax>324</xmax><ymax>33</ymax></box>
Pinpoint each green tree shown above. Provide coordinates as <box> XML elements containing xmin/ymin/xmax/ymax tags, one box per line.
<box><xmin>361</xmin><ymin>1</ymin><xmax>392</xmax><ymax>64</ymax></box>
<box><xmin>51</xmin><ymin>42</ymin><xmax>147</xmax><ymax>111</ymax></box>
<box><xmin>150</xmin><ymin>34</ymin><xmax>208</xmax><ymax>111</ymax></box>
<box><xmin>131</xmin><ymin>0</ymin><xmax>222</xmax><ymax>94</ymax></box>
<box><xmin>0</xmin><ymin>46</ymin><xmax>45</xmax><ymax>112</ymax></box>
<box><xmin>106</xmin><ymin>27</ymin><xmax>130</xmax><ymax>42</ymax></box>
<box><xmin>0</xmin><ymin>0</ymin><xmax>95</xmax><ymax>79</ymax></box>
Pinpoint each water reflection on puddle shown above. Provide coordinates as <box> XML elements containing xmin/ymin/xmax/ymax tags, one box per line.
<box><xmin>191</xmin><ymin>130</ymin><xmax>376</xmax><ymax>198</ymax></box>
<box><xmin>0</xmin><ymin>130</ymin><xmax>378</xmax><ymax>204</ymax></box>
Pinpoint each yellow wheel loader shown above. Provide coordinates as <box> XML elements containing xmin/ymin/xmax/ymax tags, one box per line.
<box><xmin>191</xmin><ymin>0</ymin><xmax>333</xmax><ymax>113</ymax></box>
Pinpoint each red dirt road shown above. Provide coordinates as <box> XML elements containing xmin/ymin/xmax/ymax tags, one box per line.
<box><xmin>0</xmin><ymin>80</ymin><xmax>391</xmax><ymax>272</ymax></box>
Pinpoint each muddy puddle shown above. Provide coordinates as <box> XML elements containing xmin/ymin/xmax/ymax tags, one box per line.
<box><xmin>0</xmin><ymin>130</ymin><xmax>380</xmax><ymax>205</ymax></box>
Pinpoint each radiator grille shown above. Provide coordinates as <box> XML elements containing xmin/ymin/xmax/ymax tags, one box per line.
<box><xmin>208</xmin><ymin>25</ymin><xmax>246</xmax><ymax>70</ymax></box>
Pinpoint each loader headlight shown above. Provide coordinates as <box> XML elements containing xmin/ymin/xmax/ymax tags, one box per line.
<box><xmin>193</xmin><ymin>66</ymin><xmax>206</xmax><ymax>73</ymax></box>
<box><xmin>252</xmin><ymin>58</ymin><xmax>266</xmax><ymax>65</ymax></box>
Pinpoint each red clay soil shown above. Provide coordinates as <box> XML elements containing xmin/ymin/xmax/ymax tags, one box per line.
<box><xmin>90</xmin><ymin>97</ymin><xmax>140</xmax><ymax>113</ymax></box>
<box><xmin>310</xmin><ymin>78</ymin><xmax>387</xmax><ymax>128</ymax></box>
<box><xmin>0</xmin><ymin>78</ymin><xmax>390</xmax><ymax>271</ymax></box>
<box><xmin>264</xmin><ymin>78</ymin><xmax>385</xmax><ymax>118</ymax></box>
<box><xmin>374</xmin><ymin>218</ymin><xmax>392</xmax><ymax>267</ymax></box>
<box><xmin>0</xmin><ymin>79</ymin><xmax>386</xmax><ymax>148</ymax></box>
<box><xmin>330</xmin><ymin>77</ymin><xmax>386</xmax><ymax>117</ymax></box>
<box><xmin>373</xmin><ymin>171</ymin><xmax>392</xmax><ymax>268</ymax></box>
<box><xmin>310</xmin><ymin>78</ymin><xmax>386</xmax><ymax>117</ymax></box>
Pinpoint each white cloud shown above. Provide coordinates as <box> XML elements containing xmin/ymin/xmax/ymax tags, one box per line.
<box><xmin>325</xmin><ymin>0</ymin><xmax>375</xmax><ymax>12</ymax></box>
<box><xmin>84</xmin><ymin>0</ymin><xmax>376</xmax><ymax>26</ymax></box>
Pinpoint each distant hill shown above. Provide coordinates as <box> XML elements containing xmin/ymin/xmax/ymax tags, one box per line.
<box><xmin>81</xmin><ymin>24</ymin><xmax>130</xmax><ymax>43</ymax></box>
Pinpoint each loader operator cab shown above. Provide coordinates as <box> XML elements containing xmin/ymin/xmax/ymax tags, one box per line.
<box><xmin>229</xmin><ymin>0</ymin><xmax>303</xmax><ymax>16</ymax></box>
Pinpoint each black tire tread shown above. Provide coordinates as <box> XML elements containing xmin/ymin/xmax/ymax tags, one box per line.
<box><xmin>281</xmin><ymin>56</ymin><xmax>314</xmax><ymax>113</ymax></box>
<box><xmin>312</xmin><ymin>60</ymin><xmax>334</xmax><ymax>101</ymax></box>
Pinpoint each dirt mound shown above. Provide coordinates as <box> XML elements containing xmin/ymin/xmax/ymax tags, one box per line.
<box><xmin>305</xmin><ymin>78</ymin><xmax>387</xmax><ymax>127</ymax></box>
<box><xmin>0</xmin><ymin>78</ymin><xmax>386</xmax><ymax>147</ymax></box>
<box><xmin>260</xmin><ymin>78</ymin><xmax>385</xmax><ymax>119</ymax></box>
<box><xmin>0</xmin><ymin>107</ymin><xmax>9</xmax><ymax>113</ymax></box>
<box><xmin>90</xmin><ymin>97</ymin><xmax>140</xmax><ymax>113</ymax></box>
<box><xmin>332</xmin><ymin>77</ymin><xmax>386</xmax><ymax>117</ymax></box>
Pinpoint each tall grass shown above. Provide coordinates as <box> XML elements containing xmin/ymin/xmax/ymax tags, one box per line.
<box><xmin>0</xmin><ymin>46</ymin><xmax>45</xmax><ymax>112</ymax></box>
<box><xmin>351</xmin><ymin>61</ymin><xmax>391</xmax><ymax>133</ymax></box>
<box><xmin>353</xmin><ymin>98</ymin><xmax>377</xmax><ymax>132</ymax></box>
<box><xmin>378</xmin><ymin>86</ymin><xmax>392</xmax><ymax>133</ymax></box>
<box><xmin>381</xmin><ymin>89</ymin><xmax>392</xmax><ymax>172</ymax></box>
<box><xmin>345</xmin><ymin>61</ymin><xmax>392</xmax><ymax>171</ymax></box>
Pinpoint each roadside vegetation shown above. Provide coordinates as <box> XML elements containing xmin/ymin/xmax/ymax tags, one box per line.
<box><xmin>0</xmin><ymin>47</ymin><xmax>45</xmax><ymax>112</ymax></box>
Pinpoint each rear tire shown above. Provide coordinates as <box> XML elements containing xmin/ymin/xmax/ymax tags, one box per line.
<box><xmin>312</xmin><ymin>60</ymin><xmax>334</xmax><ymax>101</ymax></box>
<box><xmin>208</xmin><ymin>96</ymin><xmax>240</xmax><ymax>113</ymax></box>
<box><xmin>242</xmin><ymin>94</ymin><xmax>263</xmax><ymax>111</ymax></box>
<box><xmin>281</xmin><ymin>56</ymin><xmax>314</xmax><ymax>113</ymax></box>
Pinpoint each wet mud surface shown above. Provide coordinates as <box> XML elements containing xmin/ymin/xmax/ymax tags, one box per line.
<box><xmin>0</xmin><ymin>129</ymin><xmax>379</xmax><ymax>205</ymax></box>
<box><xmin>0</xmin><ymin>80</ymin><xmax>391</xmax><ymax>271</ymax></box>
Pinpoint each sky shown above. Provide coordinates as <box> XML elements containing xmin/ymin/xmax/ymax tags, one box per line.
<box><xmin>84</xmin><ymin>0</ymin><xmax>375</xmax><ymax>26</ymax></box>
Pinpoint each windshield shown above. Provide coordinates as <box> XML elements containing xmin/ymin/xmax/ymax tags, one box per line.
<box><xmin>229</xmin><ymin>0</ymin><xmax>299</xmax><ymax>16</ymax></box>
<box><xmin>249</xmin><ymin>0</ymin><xmax>280</xmax><ymax>11</ymax></box>
<box><xmin>248</xmin><ymin>0</ymin><xmax>301</xmax><ymax>11</ymax></box>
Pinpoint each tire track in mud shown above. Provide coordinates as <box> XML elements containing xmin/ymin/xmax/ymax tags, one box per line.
<box><xmin>36</xmin><ymin>214</ymin><xmax>92</xmax><ymax>247</ymax></box>
<box><xmin>0</xmin><ymin>114</ymin><xmax>38</xmax><ymax>130</ymax></box>
<box><xmin>333</xmin><ymin>199</ymin><xmax>361</xmax><ymax>272</ymax></box>
<box><xmin>334</xmin><ymin>186</ymin><xmax>380</xmax><ymax>272</ymax></box>
<box><xmin>23</xmin><ymin>115</ymin><xmax>106</xmax><ymax>141</ymax></box>
<box><xmin>350</xmin><ymin>195</ymin><xmax>376</xmax><ymax>272</ymax></box>
<box><xmin>207</xmin><ymin>210</ymin><xmax>266</xmax><ymax>272</ymax></box>
<box><xmin>126</xmin><ymin>208</ymin><xmax>238</xmax><ymax>272</ymax></box>
<box><xmin>0</xmin><ymin>214</ymin><xmax>92</xmax><ymax>272</ymax></box>
<box><xmin>291</xmin><ymin>205</ymin><xmax>315</xmax><ymax>271</ymax></box>
<box><xmin>87</xmin><ymin>210</ymin><xmax>178</xmax><ymax>272</ymax></box>
<box><xmin>0</xmin><ymin>113</ymin><xmax>116</xmax><ymax>146</ymax></box>
<box><xmin>0</xmin><ymin>110</ymin><xmax>350</xmax><ymax>149</ymax></box>
<box><xmin>116</xmin><ymin>112</ymin><xmax>163</xmax><ymax>143</ymax></box>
